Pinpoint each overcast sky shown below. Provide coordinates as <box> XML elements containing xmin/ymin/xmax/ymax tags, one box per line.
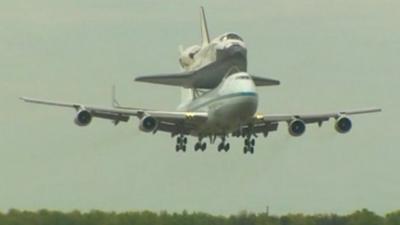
<box><xmin>1</xmin><ymin>0</ymin><xmax>399</xmax><ymax>216</ymax></box>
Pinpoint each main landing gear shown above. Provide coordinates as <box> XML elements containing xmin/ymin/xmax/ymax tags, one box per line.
<box><xmin>174</xmin><ymin>135</ymin><xmax>256</xmax><ymax>154</ymax></box>
<box><xmin>194</xmin><ymin>139</ymin><xmax>207</xmax><ymax>151</ymax></box>
<box><xmin>175</xmin><ymin>135</ymin><xmax>187</xmax><ymax>152</ymax></box>
<box><xmin>243</xmin><ymin>136</ymin><xmax>255</xmax><ymax>154</ymax></box>
<box><xmin>217</xmin><ymin>137</ymin><xmax>230</xmax><ymax>152</ymax></box>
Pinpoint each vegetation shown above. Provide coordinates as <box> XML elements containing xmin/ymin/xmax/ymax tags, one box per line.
<box><xmin>0</xmin><ymin>209</ymin><xmax>399</xmax><ymax>225</ymax></box>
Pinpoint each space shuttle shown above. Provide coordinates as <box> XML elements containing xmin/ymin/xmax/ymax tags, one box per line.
<box><xmin>135</xmin><ymin>7</ymin><xmax>280</xmax><ymax>90</ymax></box>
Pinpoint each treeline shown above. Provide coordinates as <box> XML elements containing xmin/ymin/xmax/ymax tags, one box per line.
<box><xmin>0</xmin><ymin>208</ymin><xmax>399</xmax><ymax>225</ymax></box>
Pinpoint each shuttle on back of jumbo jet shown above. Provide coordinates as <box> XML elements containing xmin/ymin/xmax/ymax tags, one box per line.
<box><xmin>20</xmin><ymin>7</ymin><xmax>381</xmax><ymax>154</ymax></box>
<box><xmin>135</xmin><ymin>7</ymin><xmax>280</xmax><ymax>89</ymax></box>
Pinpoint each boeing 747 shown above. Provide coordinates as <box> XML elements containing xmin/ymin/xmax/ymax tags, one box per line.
<box><xmin>20</xmin><ymin>8</ymin><xmax>381</xmax><ymax>154</ymax></box>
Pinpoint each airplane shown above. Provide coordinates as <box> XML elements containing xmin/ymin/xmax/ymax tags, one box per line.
<box><xmin>20</xmin><ymin>8</ymin><xmax>381</xmax><ymax>154</ymax></box>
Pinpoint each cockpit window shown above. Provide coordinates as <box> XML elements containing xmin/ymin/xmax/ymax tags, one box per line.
<box><xmin>221</xmin><ymin>33</ymin><xmax>243</xmax><ymax>42</ymax></box>
<box><xmin>235</xmin><ymin>75</ymin><xmax>250</xmax><ymax>80</ymax></box>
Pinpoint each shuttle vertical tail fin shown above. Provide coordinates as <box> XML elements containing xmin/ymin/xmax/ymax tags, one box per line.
<box><xmin>200</xmin><ymin>6</ymin><xmax>210</xmax><ymax>47</ymax></box>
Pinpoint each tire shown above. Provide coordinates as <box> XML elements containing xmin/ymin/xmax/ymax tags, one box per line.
<box><xmin>201</xmin><ymin>143</ymin><xmax>207</xmax><ymax>151</ymax></box>
<box><xmin>224</xmin><ymin>143</ymin><xmax>230</xmax><ymax>152</ymax></box>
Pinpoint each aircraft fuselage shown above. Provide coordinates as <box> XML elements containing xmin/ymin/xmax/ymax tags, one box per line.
<box><xmin>179</xmin><ymin>72</ymin><xmax>258</xmax><ymax>136</ymax></box>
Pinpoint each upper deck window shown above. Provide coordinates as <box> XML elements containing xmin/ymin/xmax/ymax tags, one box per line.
<box><xmin>235</xmin><ymin>75</ymin><xmax>250</xmax><ymax>80</ymax></box>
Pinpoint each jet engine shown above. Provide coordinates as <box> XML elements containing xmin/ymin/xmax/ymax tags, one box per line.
<box><xmin>288</xmin><ymin>119</ymin><xmax>306</xmax><ymax>137</ymax></box>
<box><xmin>139</xmin><ymin>116</ymin><xmax>158</xmax><ymax>133</ymax></box>
<box><xmin>74</xmin><ymin>109</ymin><xmax>92</xmax><ymax>126</ymax></box>
<box><xmin>179</xmin><ymin>45</ymin><xmax>200</xmax><ymax>68</ymax></box>
<box><xmin>335</xmin><ymin>116</ymin><xmax>352</xmax><ymax>133</ymax></box>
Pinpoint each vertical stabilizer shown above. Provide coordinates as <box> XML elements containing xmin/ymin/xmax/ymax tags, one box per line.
<box><xmin>179</xmin><ymin>88</ymin><xmax>194</xmax><ymax>108</ymax></box>
<box><xmin>200</xmin><ymin>7</ymin><xmax>210</xmax><ymax>47</ymax></box>
<box><xmin>181</xmin><ymin>88</ymin><xmax>194</xmax><ymax>103</ymax></box>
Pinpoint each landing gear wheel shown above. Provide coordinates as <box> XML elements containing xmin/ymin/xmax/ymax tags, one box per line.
<box><xmin>194</xmin><ymin>143</ymin><xmax>200</xmax><ymax>151</ymax></box>
<box><xmin>201</xmin><ymin>142</ymin><xmax>207</xmax><ymax>151</ymax></box>
<box><xmin>218</xmin><ymin>143</ymin><xmax>224</xmax><ymax>152</ymax></box>
<box><xmin>175</xmin><ymin>135</ymin><xmax>187</xmax><ymax>152</ymax></box>
<box><xmin>224</xmin><ymin>143</ymin><xmax>230</xmax><ymax>152</ymax></box>
<box><xmin>243</xmin><ymin>136</ymin><xmax>255</xmax><ymax>154</ymax></box>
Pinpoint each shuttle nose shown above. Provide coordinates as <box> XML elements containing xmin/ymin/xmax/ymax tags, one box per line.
<box><xmin>225</xmin><ymin>43</ymin><xmax>247</xmax><ymax>57</ymax></box>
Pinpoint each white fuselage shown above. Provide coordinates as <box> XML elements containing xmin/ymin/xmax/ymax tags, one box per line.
<box><xmin>179</xmin><ymin>72</ymin><xmax>258</xmax><ymax>136</ymax></box>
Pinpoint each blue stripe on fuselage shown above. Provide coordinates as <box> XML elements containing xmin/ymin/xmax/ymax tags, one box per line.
<box><xmin>189</xmin><ymin>92</ymin><xmax>257</xmax><ymax>111</ymax></box>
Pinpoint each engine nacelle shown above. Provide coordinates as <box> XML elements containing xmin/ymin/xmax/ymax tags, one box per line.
<box><xmin>74</xmin><ymin>109</ymin><xmax>92</xmax><ymax>126</ymax></box>
<box><xmin>288</xmin><ymin>119</ymin><xmax>306</xmax><ymax>137</ymax></box>
<box><xmin>335</xmin><ymin>116</ymin><xmax>352</xmax><ymax>133</ymax></box>
<box><xmin>179</xmin><ymin>45</ymin><xmax>200</xmax><ymax>68</ymax></box>
<box><xmin>139</xmin><ymin>116</ymin><xmax>158</xmax><ymax>133</ymax></box>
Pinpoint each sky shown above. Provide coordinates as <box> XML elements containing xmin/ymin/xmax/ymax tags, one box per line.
<box><xmin>1</xmin><ymin>0</ymin><xmax>399</xmax><ymax>216</ymax></box>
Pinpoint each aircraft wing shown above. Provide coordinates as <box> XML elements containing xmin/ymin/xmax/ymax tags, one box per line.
<box><xmin>237</xmin><ymin>108</ymin><xmax>382</xmax><ymax>137</ymax></box>
<box><xmin>20</xmin><ymin>97</ymin><xmax>207</xmax><ymax>134</ymax></box>
<box><xmin>259</xmin><ymin>108</ymin><xmax>382</xmax><ymax>124</ymax></box>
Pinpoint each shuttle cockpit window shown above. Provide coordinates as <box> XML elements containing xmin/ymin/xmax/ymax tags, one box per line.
<box><xmin>220</xmin><ymin>33</ymin><xmax>243</xmax><ymax>42</ymax></box>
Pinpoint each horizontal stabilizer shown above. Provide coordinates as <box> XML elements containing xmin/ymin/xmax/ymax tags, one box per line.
<box><xmin>252</xmin><ymin>75</ymin><xmax>280</xmax><ymax>86</ymax></box>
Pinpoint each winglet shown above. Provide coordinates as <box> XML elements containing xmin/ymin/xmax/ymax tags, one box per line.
<box><xmin>200</xmin><ymin>6</ymin><xmax>210</xmax><ymax>47</ymax></box>
<box><xmin>112</xmin><ymin>85</ymin><xmax>120</xmax><ymax>108</ymax></box>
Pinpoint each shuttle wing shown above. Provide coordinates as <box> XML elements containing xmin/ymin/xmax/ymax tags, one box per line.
<box><xmin>135</xmin><ymin>68</ymin><xmax>280</xmax><ymax>89</ymax></box>
<box><xmin>135</xmin><ymin>71</ymin><xmax>194</xmax><ymax>88</ymax></box>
